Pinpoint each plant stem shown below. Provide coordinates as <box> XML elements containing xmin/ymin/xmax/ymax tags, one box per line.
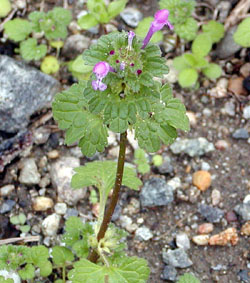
<box><xmin>88</xmin><ymin>131</ymin><xmax>127</xmax><ymax>263</ymax></box>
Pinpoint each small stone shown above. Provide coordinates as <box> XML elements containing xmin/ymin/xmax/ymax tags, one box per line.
<box><xmin>232</xmin><ymin>128</ymin><xmax>249</xmax><ymax>139</ymax></box>
<box><xmin>198</xmin><ymin>223</ymin><xmax>214</xmax><ymax>234</ymax></box>
<box><xmin>0</xmin><ymin>270</ymin><xmax>21</xmax><ymax>283</ymax></box>
<box><xmin>54</xmin><ymin>203</ymin><xmax>67</xmax><ymax>215</ymax></box>
<box><xmin>192</xmin><ymin>235</ymin><xmax>210</xmax><ymax>245</ymax></box>
<box><xmin>140</xmin><ymin>178</ymin><xmax>174</xmax><ymax>207</ymax></box>
<box><xmin>192</xmin><ymin>171</ymin><xmax>211</xmax><ymax>192</ymax></box>
<box><xmin>215</xmin><ymin>140</ymin><xmax>230</xmax><ymax>150</ymax></box>
<box><xmin>39</xmin><ymin>174</ymin><xmax>50</xmax><ymax>188</ymax></box>
<box><xmin>62</xmin><ymin>34</ymin><xmax>91</xmax><ymax>59</ymax></box>
<box><xmin>198</xmin><ymin>204</ymin><xmax>224</xmax><ymax>223</ymax></box>
<box><xmin>120</xmin><ymin>7</ymin><xmax>143</xmax><ymax>28</ymax></box>
<box><xmin>186</xmin><ymin>111</ymin><xmax>197</xmax><ymax>127</ymax></box>
<box><xmin>203</xmin><ymin>108</ymin><xmax>212</xmax><ymax>117</ymax></box>
<box><xmin>32</xmin><ymin>197</ymin><xmax>54</xmax><ymax>211</ymax></box>
<box><xmin>19</xmin><ymin>158</ymin><xmax>41</xmax><ymax>185</ymax></box>
<box><xmin>157</xmin><ymin>156</ymin><xmax>173</xmax><ymax>174</ymax></box>
<box><xmin>210</xmin><ymin>78</ymin><xmax>228</xmax><ymax>98</ymax></box>
<box><xmin>234</xmin><ymin>203</ymin><xmax>250</xmax><ymax>221</ymax></box>
<box><xmin>222</xmin><ymin>100</ymin><xmax>235</xmax><ymax>116</ymax></box>
<box><xmin>161</xmin><ymin>265</ymin><xmax>177</xmax><ymax>282</ymax></box>
<box><xmin>225</xmin><ymin>211</ymin><xmax>238</xmax><ymax>222</ymax></box>
<box><xmin>240</xmin><ymin>63</ymin><xmax>250</xmax><ymax>78</ymax></box>
<box><xmin>176</xmin><ymin>233</ymin><xmax>190</xmax><ymax>250</ymax></box>
<box><xmin>201</xmin><ymin>161</ymin><xmax>210</xmax><ymax>171</ymax></box>
<box><xmin>0</xmin><ymin>184</ymin><xmax>15</xmax><ymax>196</ymax></box>
<box><xmin>170</xmin><ymin>137</ymin><xmax>214</xmax><ymax>157</ymax></box>
<box><xmin>241</xmin><ymin>221</ymin><xmax>250</xmax><ymax>236</ymax></box>
<box><xmin>162</xmin><ymin>248</ymin><xmax>193</xmax><ymax>268</ymax></box>
<box><xmin>50</xmin><ymin>157</ymin><xmax>86</xmax><ymax>205</ymax></box>
<box><xmin>167</xmin><ymin>177</ymin><xmax>181</xmax><ymax>191</ymax></box>
<box><xmin>64</xmin><ymin>208</ymin><xmax>78</xmax><ymax>219</ymax></box>
<box><xmin>187</xmin><ymin>186</ymin><xmax>201</xmax><ymax>203</ymax></box>
<box><xmin>237</xmin><ymin>270</ymin><xmax>249</xmax><ymax>283</ymax></box>
<box><xmin>228</xmin><ymin>77</ymin><xmax>248</xmax><ymax>96</ymax></box>
<box><xmin>47</xmin><ymin>150</ymin><xmax>59</xmax><ymax>159</ymax></box>
<box><xmin>42</xmin><ymin>213</ymin><xmax>61</xmax><ymax>236</ymax></box>
<box><xmin>211</xmin><ymin>189</ymin><xmax>221</xmax><ymax>206</ymax></box>
<box><xmin>119</xmin><ymin>215</ymin><xmax>132</xmax><ymax>230</ymax></box>
<box><xmin>33</xmin><ymin>127</ymin><xmax>51</xmax><ymax>145</ymax></box>
<box><xmin>135</xmin><ymin>226</ymin><xmax>153</xmax><ymax>241</ymax></box>
<box><xmin>243</xmin><ymin>105</ymin><xmax>250</xmax><ymax>119</ymax></box>
<box><xmin>209</xmin><ymin>227</ymin><xmax>238</xmax><ymax>246</ymax></box>
<box><xmin>0</xmin><ymin>200</ymin><xmax>16</xmax><ymax>214</ymax></box>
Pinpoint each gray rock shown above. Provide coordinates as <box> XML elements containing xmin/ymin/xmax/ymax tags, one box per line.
<box><xmin>0</xmin><ymin>200</ymin><xmax>16</xmax><ymax>214</ymax></box>
<box><xmin>135</xmin><ymin>226</ymin><xmax>153</xmax><ymax>241</ymax></box>
<box><xmin>62</xmin><ymin>34</ymin><xmax>91</xmax><ymax>59</ymax></box>
<box><xmin>157</xmin><ymin>156</ymin><xmax>173</xmax><ymax>174</ymax></box>
<box><xmin>19</xmin><ymin>158</ymin><xmax>41</xmax><ymax>185</ymax></box>
<box><xmin>167</xmin><ymin>177</ymin><xmax>181</xmax><ymax>191</ymax></box>
<box><xmin>198</xmin><ymin>204</ymin><xmax>224</xmax><ymax>223</ymax></box>
<box><xmin>120</xmin><ymin>7</ymin><xmax>143</xmax><ymax>28</ymax></box>
<box><xmin>0</xmin><ymin>270</ymin><xmax>21</xmax><ymax>283</ymax></box>
<box><xmin>234</xmin><ymin>203</ymin><xmax>250</xmax><ymax>221</ymax></box>
<box><xmin>170</xmin><ymin>137</ymin><xmax>215</xmax><ymax>157</ymax></box>
<box><xmin>243</xmin><ymin>105</ymin><xmax>250</xmax><ymax>119</ymax></box>
<box><xmin>161</xmin><ymin>265</ymin><xmax>177</xmax><ymax>281</ymax></box>
<box><xmin>162</xmin><ymin>248</ymin><xmax>193</xmax><ymax>268</ymax></box>
<box><xmin>140</xmin><ymin>178</ymin><xmax>174</xmax><ymax>207</ymax></box>
<box><xmin>0</xmin><ymin>55</ymin><xmax>60</xmax><ymax>133</ymax></box>
<box><xmin>50</xmin><ymin>157</ymin><xmax>86</xmax><ymax>205</ymax></box>
<box><xmin>216</xmin><ymin>27</ymin><xmax>241</xmax><ymax>59</ymax></box>
<box><xmin>232</xmin><ymin>128</ymin><xmax>249</xmax><ymax>139</ymax></box>
<box><xmin>42</xmin><ymin>213</ymin><xmax>61</xmax><ymax>236</ymax></box>
<box><xmin>238</xmin><ymin>269</ymin><xmax>249</xmax><ymax>283</ymax></box>
<box><xmin>176</xmin><ymin>233</ymin><xmax>190</xmax><ymax>250</ymax></box>
<box><xmin>54</xmin><ymin>203</ymin><xmax>67</xmax><ymax>215</ymax></box>
<box><xmin>64</xmin><ymin>208</ymin><xmax>79</xmax><ymax>219</ymax></box>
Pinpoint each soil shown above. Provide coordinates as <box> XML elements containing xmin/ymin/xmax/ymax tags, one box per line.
<box><xmin>0</xmin><ymin>0</ymin><xmax>249</xmax><ymax>282</ymax></box>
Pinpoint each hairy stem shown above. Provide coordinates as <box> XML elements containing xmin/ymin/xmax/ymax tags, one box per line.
<box><xmin>88</xmin><ymin>131</ymin><xmax>127</xmax><ymax>263</ymax></box>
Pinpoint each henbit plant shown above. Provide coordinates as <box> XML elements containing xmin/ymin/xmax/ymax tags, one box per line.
<box><xmin>173</xmin><ymin>20</ymin><xmax>225</xmax><ymax>88</ymax></box>
<box><xmin>177</xmin><ymin>272</ymin><xmax>200</xmax><ymax>283</ymax></box>
<box><xmin>233</xmin><ymin>17</ymin><xmax>250</xmax><ymax>47</ymax></box>
<box><xmin>77</xmin><ymin>0</ymin><xmax>127</xmax><ymax>30</ymax></box>
<box><xmin>159</xmin><ymin>0</ymin><xmax>198</xmax><ymax>41</ymax></box>
<box><xmin>0</xmin><ymin>9</ymin><xmax>189</xmax><ymax>283</ymax></box>
<box><xmin>134</xmin><ymin>148</ymin><xmax>150</xmax><ymax>174</ymax></box>
<box><xmin>3</xmin><ymin>7</ymin><xmax>71</xmax><ymax>69</ymax></box>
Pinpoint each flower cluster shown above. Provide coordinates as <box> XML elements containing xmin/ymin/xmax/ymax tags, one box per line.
<box><xmin>91</xmin><ymin>9</ymin><xmax>173</xmax><ymax>91</ymax></box>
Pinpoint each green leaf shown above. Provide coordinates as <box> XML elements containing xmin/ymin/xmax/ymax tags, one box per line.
<box><xmin>77</xmin><ymin>13</ymin><xmax>99</xmax><ymax>30</ymax></box>
<box><xmin>192</xmin><ymin>33</ymin><xmax>212</xmax><ymax>57</ymax></box>
<box><xmin>173</xmin><ymin>56</ymin><xmax>189</xmax><ymax>71</ymax></box>
<box><xmin>202</xmin><ymin>63</ymin><xmax>221</xmax><ymax>79</ymax></box>
<box><xmin>50</xmin><ymin>7</ymin><xmax>72</xmax><ymax>25</ymax></box>
<box><xmin>28</xmin><ymin>246</ymin><xmax>49</xmax><ymax>267</ymax></box>
<box><xmin>71</xmin><ymin>56</ymin><xmax>93</xmax><ymax>74</ymax></box>
<box><xmin>68</xmin><ymin>256</ymin><xmax>150</xmax><ymax>283</ymax></box>
<box><xmin>152</xmin><ymin>154</ymin><xmax>163</xmax><ymax>166</ymax></box>
<box><xmin>136</xmin><ymin>17</ymin><xmax>163</xmax><ymax>43</ymax></box>
<box><xmin>18</xmin><ymin>264</ymin><xmax>35</xmax><ymax>280</ymax></box>
<box><xmin>41</xmin><ymin>55</ymin><xmax>60</xmax><ymax>74</ymax></box>
<box><xmin>88</xmin><ymin>0</ymin><xmax>109</xmax><ymax>23</ymax></box>
<box><xmin>107</xmin><ymin>0</ymin><xmax>127</xmax><ymax>19</ymax></box>
<box><xmin>178</xmin><ymin>68</ymin><xmax>198</xmax><ymax>88</ymax></box>
<box><xmin>134</xmin><ymin>148</ymin><xmax>150</xmax><ymax>174</ymax></box>
<box><xmin>174</xmin><ymin>18</ymin><xmax>198</xmax><ymax>41</ymax></box>
<box><xmin>233</xmin><ymin>17</ymin><xmax>250</xmax><ymax>47</ymax></box>
<box><xmin>4</xmin><ymin>19</ymin><xmax>32</xmax><ymax>42</ymax></box>
<box><xmin>0</xmin><ymin>0</ymin><xmax>11</xmax><ymax>18</ymax></box>
<box><xmin>177</xmin><ymin>273</ymin><xmax>200</xmax><ymax>283</ymax></box>
<box><xmin>202</xmin><ymin>20</ymin><xmax>225</xmax><ymax>43</ymax></box>
<box><xmin>0</xmin><ymin>276</ymin><xmax>14</xmax><ymax>283</ymax></box>
<box><xmin>10</xmin><ymin>213</ymin><xmax>26</xmax><ymax>225</ymax></box>
<box><xmin>62</xmin><ymin>217</ymin><xmax>85</xmax><ymax>246</ymax></box>
<box><xmin>19</xmin><ymin>225</ymin><xmax>30</xmax><ymax>233</ymax></box>
<box><xmin>20</xmin><ymin>38</ymin><xmax>47</xmax><ymax>61</ymax></box>
<box><xmin>51</xmin><ymin>246</ymin><xmax>74</xmax><ymax>266</ymax></box>
<box><xmin>39</xmin><ymin>260</ymin><xmax>52</xmax><ymax>277</ymax></box>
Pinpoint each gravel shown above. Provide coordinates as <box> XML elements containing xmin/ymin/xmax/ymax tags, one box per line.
<box><xmin>198</xmin><ymin>204</ymin><xmax>224</xmax><ymax>223</ymax></box>
<box><xmin>232</xmin><ymin>128</ymin><xmax>249</xmax><ymax>139</ymax></box>
<box><xmin>162</xmin><ymin>248</ymin><xmax>193</xmax><ymax>268</ymax></box>
<box><xmin>120</xmin><ymin>7</ymin><xmax>143</xmax><ymax>28</ymax></box>
<box><xmin>161</xmin><ymin>265</ymin><xmax>177</xmax><ymax>281</ymax></box>
<box><xmin>19</xmin><ymin>158</ymin><xmax>41</xmax><ymax>185</ymax></box>
<box><xmin>135</xmin><ymin>226</ymin><xmax>153</xmax><ymax>241</ymax></box>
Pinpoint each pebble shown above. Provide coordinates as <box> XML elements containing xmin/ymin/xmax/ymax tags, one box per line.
<box><xmin>64</xmin><ymin>208</ymin><xmax>78</xmax><ymax>219</ymax></box>
<box><xmin>50</xmin><ymin>157</ymin><xmax>86</xmax><ymax>205</ymax></box>
<box><xmin>33</xmin><ymin>127</ymin><xmax>51</xmax><ymax>145</ymax></box>
<box><xmin>198</xmin><ymin>204</ymin><xmax>224</xmax><ymax>223</ymax></box>
<box><xmin>62</xmin><ymin>34</ymin><xmax>91</xmax><ymax>59</ymax></box>
<box><xmin>176</xmin><ymin>233</ymin><xmax>190</xmax><ymax>250</ymax></box>
<box><xmin>222</xmin><ymin>100</ymin><xmax>235</xmax><ymax>116</ymax></box>
<box><xmin>228</xmin><ymin>77</ymin><xmax>248</xmax><ymax>96</ymax></box>
<box><xmin>211</xmin><ymin>189</ymin><xmax>221</xmax><ymax>206</ymax></box>
<box><xmin>140</xmin><ymin>178</ymin><xmax>174</xmax><ymax>207</ymax></box>
<box><xmin>42</xmin><ymin>213</ymin><xmax>61</xmax><ymax>236</ymax></box>
<box><xmin>161</xmin><ymin>265</ymin><xmax>177</xmax><ymax>282</ymax></box>
<box><xmin>186</xmin><ymin>111</ymin><xmax>197</xmax><ymax>127</ymax></box>
<box><xmin>167</xmin><ymin>177</ymin><xmax>181</xmax><ymax>191</ymax></box>
<box><xmin>209</xmin><ymin>227</ymin><xmax>238</xmax><ymax>246</ymax></box>
<box><xmin>39</xmin><ymin>174</ymin><xmax>50</xmax><ymax>188</ymax></box>
<box><xmin>119</xmin><ymin>215</ymin><xmax>133</xmax><ymax>231</ymax></box>
<box><xmin>0</xmin><ymin>270</ymin><xmax>21</xmax><ymax>283</ymax></box>
<box><xmin>210</xmin><ymin>78</ymin><xmax>228</xmax><ymax>98</ymax></box>
<box><xmin>237</xmin><ymin>270</ymin><xmax>250</xmax><ymax>283</ymax></box>
<box><xmin>47</xmin><ymin>150</ymin><xmax>59</xmax><ymax>159</ymax></box>
<box><xmin>0</xmin><ymin>184</ymin><xmax>15</xmax><ymax>196</ymax></box>
<box><xmin>232</xmin><ymin>128</ymin><xmax>249</xmax><ymax>139</ymax></box>
<box><xmin>201</xmin><ymin>161</ymin><xmax>210</xmax><ymax>171</ymax></box>
<box><xmin>0</xmin><ymin>200</ymin><xmax>16</xmax><ymax>214</ymax></box>
<box><xmin>162</xmin><ymin>248</ymin><xmax>193</xmax><ymax>268</ymax></box>
<box><xmin>192</xmin><ymin>171</ymin><xmax>212</xmax><ymax>192</ymax></box>
<box><xmin>192</xmin><ymin>235</ymin><xmax>210</xmax><ymax>245</ymax></box>
<box><xmin>157</xmin><ymin>156</ymin><xmax>173</xmax><ymax>174</ymax></box>
<box><xmin>135</xmin><ymin>226</ymin><xmax>153</xmax><ymax>241</ymax></box>
<box><xmin>234</xmin><ymin>202</ymin><xmax>250</xmax><ymax>221</ymax></box>
<box><xmin>187</xmin><ymin>186</ymin><xmax>201</xmax><ymax>203</ymax></box>
<box><xmin>32</xmin><ymin>197</ymin><xmax>54</xmax><ymax>211</ymax></box>
<box><xmin>170</xmin><ymin>137</ymin><xmax>215</xmax><ymax>157</ymax></box>
<box><xmin>120</xmin><ymin>7</ymin><xmax>143</xmax><ymax>28</ymax></box>
<box><xmin>198</xmin><ymin>223</ymin><xmax>214</xmax><ymax>234</ymax></box>
<box><xmin>241</xmin><ymin>221</ymin><xmax>250</xmax><ymax>236</ymax></box>
<box><xmin>215</xmin><ymin>140</ymin><xmax>230</xmax><ymax>150</ymax></box>
<box><xmin>54</xmin><ymin>203</ymin><xmax>67</xmax><ymax>215</ymax></box>
<box><xmin>243</xmin><ymin>105</ymin><xmax>250</xmax><ymax>119</ymax></box>
<box><xmin>19</xmin><ymin>158</ymin><xmax>41</xmax><ymax>185</ymax></box>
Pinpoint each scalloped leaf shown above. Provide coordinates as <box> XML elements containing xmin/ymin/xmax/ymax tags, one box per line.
<box><xmin>202</xmin><ymin>20</ymin><xmax>225</xmax><ymax>43</ymax></box>
<box><xmin>202</xmin><ymin>63</ymin><xmax>221</xmax><ymax>79</ymax></box>
<box><xmin>233</xmin><ymin>17</ymin><xmax>250</xmax><ymax>47</ymax></box>
<box><xmin>20</xmin><ymin>38</ymin><xmax>47</xmax><ymax>61</ymax></box>
<box><xmin>77</xmin><ymin>13</ymin><xmax>99</xmax><ymax>30</ymax></box>
<box><xmin>192</xmin><ymin>33</ymin><xmax>212</xmax><ymax>57</ymax></box>
<box><xmin>177</xmin><ymin>273</ymin><xmax>200</xmax><ymax>283</ymax></box>
<box><xmin>178</xmin><ymin>68</ymin><xmax>198</xmax><ymax>88</ymax></box>
<box><xmin>174</xmin><ymin>17</ymin><xmax>198</xmax><ymax>41</ymax></box>
<box><xmin>4</xmin><ymin>19</ymin><xmax>32</xmax><ymax>42</ymax></box>
<box><xmin>107</xmin><ymin>0</ymin><xmax>127</xmax><ymax>19</ymax></box>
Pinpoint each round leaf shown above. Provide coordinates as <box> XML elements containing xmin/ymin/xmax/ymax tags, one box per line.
<box><xmin>173</xmin><ymin>56</ymin><xmax>189</xmax><ymax>71</ymax></box>
<box><xmin>107</xmin><ymin>0</ymin><xmax>127</xmax><ymax>19</ymax></box>
<box><xmin>192</xmin><ymin>33</ymin><xmax>212</xmax><ymax>57</ymax></box>
<box><xmin>233</xmin><ymin>17</ymin><xmax>250</xmax><ymax>47</ymax></box>
<box><xmin>202</xmin><ymin>20</ymin><xmax>225</xmax><ymax>43</ymax></box>
<box><xmin>0</xmin><ymin>0</ymin><xmax>11</xmax><ymax>18</ymax></box>
<box><xmin>136</xmin><ymin>17</ymin><xmax>163</xmax><ymax>43</ymax></box>
<box><xmin>178</xmin><ymin>68</ymin><xmax>198</xmax><ymax>87</ymax></box>
<box><xmin>41</xmin><ymin>56</ymin><xmax>60</xmax><ymax>74</ymax></box>
<box><xmin>174</xmin><ymin>18</ymin><xmax>198</xmax><ymax>41</ymax></box>
<box><xmin>20</xmin><ymin>38</ymin><xmax>47</xmax><ymax>61</ymax></box>
<box><xmin>77</xmin><ymin>13</ymin><xmax>99</xmax><ymax>30</ymax></box>
<box><xmin>4</xmin><ymin>19</ymin><xmax>32</xmax><ymax>42</ymax></box>
<box><xmin>202</xmin><ymin>63</ymin><xmax>221</xmax><ymax>79</ymax></box>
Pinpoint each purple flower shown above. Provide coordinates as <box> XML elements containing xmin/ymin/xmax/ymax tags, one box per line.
<box><xmin>142</xmin><ymin>9</ymin><xmax>173</xmax><ymax>49</ymax></box>
<box><xmin>120</xmin><ymin>61</ymin><xmax>126</xmax><ymax>71</ymax></box>
<box><xmin>128</xmin><ymin>31</ymin><xmax>135</xmax><ymax>50</ymax></box>
<box><xmin>137</xmin><ymin>69</ymin><xmax>142</xmax><ymax>75</ymax></box>
<box><xmin>92</xmin><ymin>61</ymin><xmax>111</xmax><ymax>91</ymax></box>
<box><xmin>109</xmin><ymin>50</ymin><xmax>115</xmax><ymax>55</ymax></box>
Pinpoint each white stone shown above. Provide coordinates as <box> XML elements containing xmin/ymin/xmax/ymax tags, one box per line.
<box><xmin>0</xmin><ymin>270</ymin><xmax>21</xmax><ymax>283</ymax></box>
<box><xmin>135</xmin><ymin>226</ymin><xmax>153</xmax><ymax>241</ymax></box>
<box><xmin>243</xmin><ymin>105</ymin><xmax>250</xmax><ymax>119</ymax></box>
<box><xmin>19</xmin><ymin>158</ymin><xmax>41</xmax><ymax>185</ymax></box>
<box><xmin>167</xmin><ymin>177</ymin><xmax>181</xmax><ymax>191</ymax></box>
<box><xmin>54</xmin><ymin>203</ymin><xmax>67</xmax><ymax>215</ymax></box>
<box><xmin>127</xmin><ymin>130</ymin><xmax>138</xmax><ymax>150</ymax></box>
<box><xmin>0</xmin><ymin>184</ymin><xmax>15</xmax><ymax>196</ymax></box>
<box><xmin>176</xmin><ymin>233</ymin><xmax>190</xmax><ymax>250</ymax></box>
<box><xmin>42</xmin><ymin>213</ymin><xmax>61</xmax><ymax>236</ymax></box>
<box><xmin>192</xmin><ymin>235</ymin><xmax>209</xmax><ymax>245</ymax></box>
<box><xmin>201</xmin><ymin>161</ymin><xmax>210</xmax><ymax>171</ymax></box>
<box><xmin>211</xmin><ymin>189</ymin><xmax>221</xmax><ymax>206</ymax></box>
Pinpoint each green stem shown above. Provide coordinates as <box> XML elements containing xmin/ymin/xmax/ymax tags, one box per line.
<box><xmin>88</xmin><ymin>131</ymin><xmax>127</xmax><ymax>263</ymax></box>
<box><xmin>62</xmin><ymin>265</ymin><xmax>66</xmax><ymax>283</ymax></box>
